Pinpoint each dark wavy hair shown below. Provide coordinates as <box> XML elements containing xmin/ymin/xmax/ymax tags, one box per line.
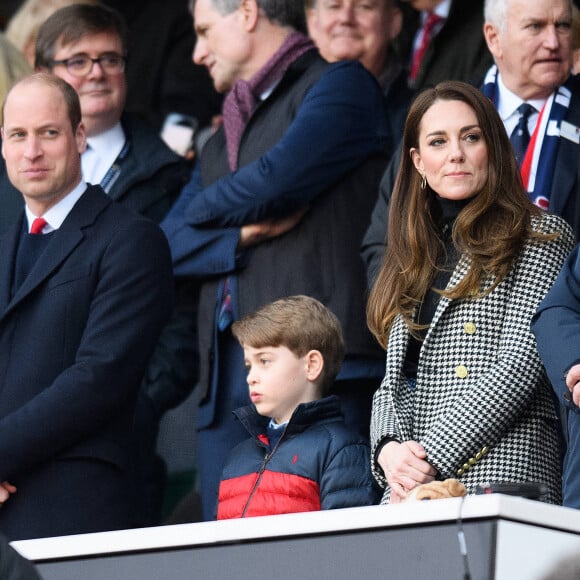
<box><xmin>367</xmin><ymin>80</ymin><xmax>548</xmax><ymax>348</ymax></box>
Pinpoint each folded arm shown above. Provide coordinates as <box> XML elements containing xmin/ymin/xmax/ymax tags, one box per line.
<box><xmin>185</xmin><ymin>61</ymin><xmax>388</xmax><ymax>227</ymax></box>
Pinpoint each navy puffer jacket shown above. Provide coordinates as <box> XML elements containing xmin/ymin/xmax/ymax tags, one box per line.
<box><xmin>217</xmin><ymin>396</ymin><xmax>379</xmax><ymax>519</ymax></box>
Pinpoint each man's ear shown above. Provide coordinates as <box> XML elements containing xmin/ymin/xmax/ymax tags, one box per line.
<box><xmin>239</xmin><ymin>0</ymin><xmax>260</xmax><ymax>32</ymax></box>
<box><xmin>483</xmin><ymin>22</ymin><xmax>501</xmax><ymax>61</ymax></box>
<box><xmin>305</xmin><ymin>350</ymin><xmax>324</xmax><ymax>382</ymax></box>
<box><xmin>76</xmin><ymin>122</ymin><xmax>87</xmax><ymax>155</ymax></box>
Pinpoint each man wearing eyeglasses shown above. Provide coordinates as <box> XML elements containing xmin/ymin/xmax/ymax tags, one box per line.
<box><xmin>0</xmin><ymin>4</ymin><xmax>197</xmax><ymax>529</ymax></box>
<box><xmin>34</xmin><ymin>4</ymin><xmax>190</xmax><ymax>223</ymax></box>
<box><xmin>0</xmin><ymin>4</ymin><xmax>190</xmax><ymax>235</ymax></box>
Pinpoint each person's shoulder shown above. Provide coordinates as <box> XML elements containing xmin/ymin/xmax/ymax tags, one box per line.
<box><xmin>322</xmin><ymin>59</ymin><xmax>377</xmax><ymax>85</ymax></box>
<box><xmin>302</xmin><ymin>397</ymin><xmax>370</xmax><ymax>448</ymax></box>
<box><xmin>84</xmin><ymin>185</ymin><xmax>166</xmax><ymax>235</ymax></box>
<box><xmin>310</xmin><ymin>59</ymin><xmax>384</xmax><ymax>110</ymax></box>
<box><xmin>323</xmin><ymin>420</ymin><xmax>370</xmax><ymax>449</ymax></box>
<box><xmin>533</xmin><ymin>212</ymin><xmax>574</xmax><ymax>238</ymax></box>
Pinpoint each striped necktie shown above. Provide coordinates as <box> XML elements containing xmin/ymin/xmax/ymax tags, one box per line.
<box><xmin>510</xmin><ymin>103</ymin><xmax>535</xmax><ymax>168</ymax></box>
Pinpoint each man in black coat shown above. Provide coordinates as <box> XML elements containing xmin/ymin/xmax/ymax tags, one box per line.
<box><xmin>0</xmin><ymin>73</ymin><xmax>173</xmax><ymax>540</ymax></box>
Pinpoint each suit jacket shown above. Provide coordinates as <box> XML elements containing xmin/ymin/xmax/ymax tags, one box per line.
<box><xmin>371</xmin><ymin>214</ymin><xmax>574</xmax><ymax>504</ymax></box>
<box><xmin>532</xmin><ymin>243</ymin><xmax>580</xmax><ymax>508</ymax></box>
<box><xmin>397</xmin><ymin>0</ymin><xmax>493</xmax><ymax>90</ymax></box>
<box><xmin>0</xmin><ymin>185</ymin><xmax>173</xmax><ymax>540</ymax></box>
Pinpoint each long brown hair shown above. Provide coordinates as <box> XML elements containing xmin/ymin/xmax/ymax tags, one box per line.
<box><xmin>367</xmin><ymin>81</ymin><xmax>546</xmax><ymax>348</ymax></box>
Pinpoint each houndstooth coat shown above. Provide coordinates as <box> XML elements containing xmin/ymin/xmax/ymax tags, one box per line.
<box><xmin>371</xmin><ymin>213</ymin><xmax>575</xmax><ymax>504</ymax></box>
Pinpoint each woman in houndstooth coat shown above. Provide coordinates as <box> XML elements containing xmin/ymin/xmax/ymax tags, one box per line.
<box><xmin>367</xmin><ymin>81</ymin><xmax>575</xmax><ymax>505</ymax></box>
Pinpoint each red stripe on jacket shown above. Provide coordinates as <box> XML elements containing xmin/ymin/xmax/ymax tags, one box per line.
<box><xmin>217</xmin><ymin>470</ymin><xmax>321</xmax><ymax>519</ymax></box>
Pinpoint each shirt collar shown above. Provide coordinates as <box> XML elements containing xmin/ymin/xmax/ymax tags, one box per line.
<box><xmin>26</xmin><ymin>180</ymin><xmax>88</xmax><ymax>232</ymax></box>
<box><xmin>423</xmin><ymin>0</ymin><xmax>450</xmax><ymax>21</ymax></box>
<box><xmin>85</xmin><ymin>122</ymin><xmax>125</xmax><ymax>158</ymax></box>
<box><xmin>268</xmin><ymin>418</ymin><xmax>288</xmax><ymax>430</ymax></box>
<box><xmin>496</xmin><ymin>73</ymin><xmax>548</xmax><ymax>121</ymax></box>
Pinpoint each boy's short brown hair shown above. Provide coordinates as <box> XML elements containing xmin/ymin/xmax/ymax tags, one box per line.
<box><xmin>232</xmin><ymin>295</ymin><xmax>344</xmax><ymax>394</ymax></box>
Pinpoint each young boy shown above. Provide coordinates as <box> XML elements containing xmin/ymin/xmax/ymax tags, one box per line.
<box><xmin>216</xmin><ymin>295</ymin><xmax>379</xmax><ymax>520</ymax></box>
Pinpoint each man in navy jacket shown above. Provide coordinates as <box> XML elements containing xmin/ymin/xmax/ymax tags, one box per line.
<box><xmin>0</xmin><ymin>73</ymin><xmax>173</xmax><ymax>540</ymax></box>
<box><xmin>162</xmin><ymin>0</ymin><xmax>388</xmax><ymax>519</ymax></box>
<box><xmin>533</xmin><ymin>245</ymin><xmax>580</xmax><ymax>509</ymax></box>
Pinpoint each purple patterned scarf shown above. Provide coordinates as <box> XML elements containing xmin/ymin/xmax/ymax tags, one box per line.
<box><xmin>222</xmin><ymin>31</ymin><xmax>315</xmax><ymax>170</ymax></box>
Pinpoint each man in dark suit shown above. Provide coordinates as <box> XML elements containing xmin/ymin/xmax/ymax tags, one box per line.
<box><xmin>361</xmin><ymin>0</ymin><xmax>580</xmax><ymax>284</ymax></box>
<box><xmin>533</xmin><ymin>244</ymin><xmax>580</xmax><ymax>509</ymax></box>
<box><xmin>18</xmin><ymin>4</ymin><xmax>196</xmax><ymax>527</ymax></box>
<box><xmin>398</xmin><ymin>0</ymin><xmax>493</xmax><ymax>89</ymax></box>
<box><xmin>0</xmin><ymin>72</ymin><xmax>173</xmax><ymax>540</ymax></box>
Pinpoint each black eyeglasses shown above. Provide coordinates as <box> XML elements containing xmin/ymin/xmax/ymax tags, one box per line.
<box><xmin>49</xmin><ymin>53</ymin><xmax>126</xmax><ymax>77</ymax></box>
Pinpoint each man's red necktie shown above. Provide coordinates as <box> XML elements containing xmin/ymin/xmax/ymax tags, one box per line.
<box><xmin>410</xmin><ymin>13</ymin><xmax>443</xmax><ymax>81</ymax></box>
<box><xmin>30</xmin><ymin>217</ymin><xmax>47</xmax><ymax>235</ymax></box>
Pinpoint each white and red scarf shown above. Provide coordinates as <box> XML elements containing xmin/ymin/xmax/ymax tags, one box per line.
<box><xmin>481</xmin><ymin>65</ymin><xmax>572</xmax><ymax>210</ymax></box>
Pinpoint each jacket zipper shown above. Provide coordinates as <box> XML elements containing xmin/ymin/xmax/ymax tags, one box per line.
<box><xmin>240</xmin><ymin>426</ymin><xmax>287</xmax><ymax>517</ymax></box>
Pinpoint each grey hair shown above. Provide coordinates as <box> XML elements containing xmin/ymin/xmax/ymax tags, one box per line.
<box><xmin>483</xmin><ymin>0</ymin><xmax>508</xmax><ymax>33</ymax></box>
<box><xmin>189</xmin><ymin>0</ymin><xmax>239</xmax><ymax>13</ymax></box>
<box><xmin>484</xmin><ymin>0</ymin><xmax>572</xmax><ymax>35</ymax></box>
<box><xmin>190</xmin><ymin>0</ymin><xmax>306</xmax><ymax>31</ymax></box>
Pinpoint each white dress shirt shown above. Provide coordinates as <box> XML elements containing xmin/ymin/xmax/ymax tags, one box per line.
<box><xmin>81</xmin><ymin>123</ymin><xmax>126</xmax><ymax>186</ymax></box>
<box><xmin>25</xmin><ymin>180</ymin><xmax>87</xmax><ymax>233</ymax></box>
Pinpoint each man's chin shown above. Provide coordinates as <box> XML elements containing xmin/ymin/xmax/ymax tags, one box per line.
<box><xmin>213</xmin><ymin>79</ymin><xmax>232</xmax><ymax>94</ymax></box>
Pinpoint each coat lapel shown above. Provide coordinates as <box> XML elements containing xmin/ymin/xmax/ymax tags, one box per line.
<box><xmin>5</xmin><ymin>229</ymin><xmax>84</xmax><ymax>316</ymax></box>
<box><xmin>423</xmin><ymin>254</ymin><xmax>471</xmax><ymax>344</ymax></box>
<box><xmin>0</xmin><ymin>216</ymin><xmax>24</xmax><ymax>314</ymax></box>
<box><xmin>0</xmin><ymin>186</ymin><xmax>107</xmax><ymax>319</ymax></box>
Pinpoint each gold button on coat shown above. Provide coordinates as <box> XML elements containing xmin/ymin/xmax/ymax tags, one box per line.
<box><xmin>455</xmin><ymin>365</ymin><xmax>468</xmax><ymax>379</ymax></box>
<box><xmin>464</xmin><ymin>322</ymin><xmax>476</xmax><ymax>335</ymax></box>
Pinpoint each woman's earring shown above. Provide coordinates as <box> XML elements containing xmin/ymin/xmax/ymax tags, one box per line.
<box><xmin>421</xmin><ymin>174</ymin><xmax>427</xmax><ymax>190</ymax></box>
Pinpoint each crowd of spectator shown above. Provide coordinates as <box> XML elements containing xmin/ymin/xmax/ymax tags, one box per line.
<box><xmin>0</xmin><ymin>0</ymin><xmax>580</xmax><ymax>560</ymax></box>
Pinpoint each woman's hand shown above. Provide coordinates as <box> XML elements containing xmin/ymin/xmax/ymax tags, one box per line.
<box><xmin>378</xmin><ymin>440</ymin><xmax>437</xmax><ymax>503</ymax></box>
